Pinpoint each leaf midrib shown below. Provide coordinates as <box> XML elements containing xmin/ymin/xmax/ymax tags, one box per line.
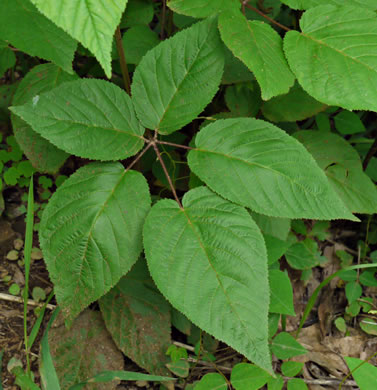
<box><xmin>181</xmin><ymin>207</ymin><xmax>262</xmax><ymax>353</ymax></box>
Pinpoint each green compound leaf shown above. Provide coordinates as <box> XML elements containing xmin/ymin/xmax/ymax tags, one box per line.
<box><xmin>99</xmin><ymin>259</ymin><xmax>171</xmax><ymax>375</ymax></box>
<box><xmin>281</xmin><ymin>0</ymin><xmax>377</xmax><ymax>11</ymax></box>
<box><xmin>39</xmin><ymin>162</ymin><xmax>151</xmax><ymax>323</ymax></box>
<box><xmin>231</xmin><ymin>363</ymin><xmax>271</xmax><ymax>390</ymax></box>
<box><xmin>284</xmin><ymin>6</ymin><xmax>377</xmax><ymax>112</ymax></box>
<box><xmin>30</xmin><ymin>0</ymin><xmax>128</xmax><ymax>78</ymax></box>
<box><xmin>143</xmin><ymin>186</ymin><xmax>272</xmax><ymax>373</ymax></box>
<box><xmin>293</xmin><ymin>131</ymin><xmax>377</xmax><ymax>214</ymax></box>
<box><xmin>188</xmin><ymin>118</ymin><xmax>356</xmax><ymax>221</ymax></box>
<box><xmin>11</xmin><ymin>79</ymin><xmax>145</xmax><ymax>161</ymax></box>
<box><xmin>219</xmin><ymin>10</ymin><xmax>294</xmax><ymax>100</ymax></box>
<box><xmin>46</xmin><ymin>309</ymin><xmax>124</xmax><ymax>389</ymax></box>
<box><xmin>271</xmin><ymin>332</ymin><xmax>307</xmax><ymax>360</ymax></box>
<box><xmin>132</xmin><ymin>16</ymin><xmax>224</xmax><ymax>135</ymax></box>
<box><xmin>168</xmin><ymin>0</ymin><xmax>239</xmax><ymax>18</ymax></box>
<box><xmin>11</xmin><ymin>64</ymin><xmax>76</xmax><ymax>173</ymax></box>
<box><xmin>0</xmin><ymin>0</ymin><xmax>76</xmax><ymax>74</ymax></box>
<box><xmin>261</xmin><ymin>82</ymin><xmax>327</xmax><ymax>123</ymax></box>
<box><xmin>194</xmin><ymin>373</ymin><xmax>227</xmax><ymax>390</ymax></box>
<box><xmin>269</xmin><ymin>270</ymin><xmax>295</xmax><ymax>316</ymax></box>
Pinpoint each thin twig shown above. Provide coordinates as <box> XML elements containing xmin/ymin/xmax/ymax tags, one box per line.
<box><xmin>243</xmin><ymin>2</ymin><xmax>291</xmax><ymax>32</ymax></box>
<box><xmin>173</xmin><ymin>341</ymin><xmax>195</xmax><ymax>352</ymax></box>
<box><xmin>115</xmin><ymin>27</ymin><xmax>131</xmax><ymax>94</ymax></box>
<box><xmin>157</xmin><ymin>140</ymin><xmax>194</xmax><ymax>150</ymax></box>
<box><xmin>124</xmin><ymin>142</ymin><xmax>153</xmax><ymax>173</ymax></box>
<box><xmin>0</xmin><ymin>292</ymin><xmax>56</xmax><ymax>311</ymax></box>
<box><xmin>363</xmin><ymin>136</ymin><xmax>377</xmax><ymax>170</ymax></box>
<box><xmin>152</xmin><ymin>142</ymin><xmax>183</xmax><ymax>208</ymax></box>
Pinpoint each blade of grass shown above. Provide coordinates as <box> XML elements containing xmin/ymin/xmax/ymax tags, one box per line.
<box><xmin>23</xmin><ymin>177</ymin><xmax>34</xmax><ymax>377</ymax></box>
<box><xmin>69</xmin><ymin>370</ymin><xmax>175</xmax><ymax>390</ymax></box>
<box><xmin>39</xmin><ymin>308</ymin><xmax>61</xmax><ymax>390</ymax></box>
<box><xmin>297</xmin><ymin>263</ymin><xmax>377</xmax><ymax>337</ymax></box>
<box><xmin>28</xmin><ymin>291</ymin><xmax>55</xmax><ymax>349</ymax></box>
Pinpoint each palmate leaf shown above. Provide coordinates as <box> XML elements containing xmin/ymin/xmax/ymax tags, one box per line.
<box><xmin>11</xmin><ymin>64</ymin><xmax>76</xmax><ymax>173</ymax></box>
<box><xmin>293</xmin><ymin>131</ymin><xmax>377</xmax><ymax>214</ymax></box>
<box><xmin>30</xmin><ymin>0</ymin><xmax>128</xmax><ymax>78</ymax></box>
<box><xmin>281</xmin><ymin>0</ymin><xmax>377</xmax><ymax>11</ymax></box>
<box><xmin>218</xmin><ymin>10</ymin><xmax>294</xmax><ymax>100</ymax></box>
<box><xmin>99</xmin><ymin>259</ymin><xmax>171</xmax><ymax>375</ymax></box>
<box><xmin>39</xmin><ymin>162</ymin><xmax>151</xmax><ymax>323</ymax></box>
<box><xmin>167</xmin><ymin>0</ymin><xmax>239</xmax><ymax>18</ymax></box>
<box><xmin>10</xmin><ymin>79</ymin><xmax>145</xmax><ymax>161</ymax></box>
<box><xmin>188</xmin><ymin>118</ymin><xmax>356</xmax><ymax>220</ymax></box>
<box><xmin>143</xmin><ymin>186</ymin><xmax>272</xmax><ymax>373</ymax></box>
<box><xmin>0</xmin><ymin>0</ymin><xmax>77</xmax><ymax>74</ymax></box>
<box><xmin>284</xmin><ymin>6</ymin><xmax>377</xmax><ymax>112</ymax></box>
<box><xmin>132</xmin><ymin>16</ymin><xmax>224</xmax><ymax>135</ymax></box>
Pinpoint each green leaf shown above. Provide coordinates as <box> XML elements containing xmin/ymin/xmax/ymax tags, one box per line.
<box><xmin>222</xmin><ymin>46</ymin><xmax>254</xmax><ymax>85</ymax></box>
<box><xmin>39</xmin><ymin>162</ymin><xmax>151</xmax><ymax>323</ymax></box>
<box><xmin>281</xmin><ymin>0</ymin><xmax>377</xmax><ymax>11</ymax></box>
<box><xmin>284</xmin><ymin>6</ymin><xmax>377</xmax><ymax>112</ymax></box>
<box><xmin>219</xmin><ymin>10</ymin><xmax>294</xmax><ymax>100</ymax></box>
<box><xmin>267</xmin><ymin>375</ymin><xmax>284</xmax><ymax>390</ymax></box>
<box><xmin>231</xmin><ymin>363</ymin><xmax>271</xmax><ymax>390</ymax></box>
<box><xmin>262</xmin><ymin>83</ymin><xmax>327</xmax><ymax>123</ymax></box>
<box><xmin>281</xmin><ymin>361</ymin><xmax>303</xmax><ymax>377</ymax></box>
<box><xmin>30</xmin><ymin>0</ymin><xmax>127</xmax><ymax>78</ymax></box>
<box><xmin>225</xmin><ymin>82</ymin><xmax>261</xmax><ymax>117</ymax></box>
<box><xmin>251</xmin><ymin>213</ymin><xmax>290</xmax><ymax>241</ymax></box>
<box><xmin>285</xmin><ymin>239</ymin><xmax>325</xmax><ymax>270</ymax></box>
<box><xmin>345</xmin><ymin>357</ymin><xmax>377</xmax><ymax>390</ymax></box>
<box><xmin>99</xmin><ymin>259</ymin><xmax>171</xmax><ymax>375</ymax></box>
<box><xmin>11</xmin><ymin>79</ymin><xmax>145</xmax><ymax>161</ymax></box>
<box><xmin>264</xmin><ymin>234</ymin><xmax>291</xmax><ymax>266</ymax></box>
<box><xmin>188</xmin><ymin>118</ymin><xmax>356</xmax><ymax>220</ymax></box>
<box><xmin>143</xmin><ymin>186</ymin><xmax>272</xmax><ymax>373</ymax></box>
<box><xmin>132</xmin><ymin>17</ymin><xmax>224</xmax><ymax>135</ymax></box>
<box><xmin>293</xmin><ymin>130</ymin><xmax>377</xmax><ymax>214</ymax></box>
<box><xmin>334</xmin><ymin>110</ymin><xmax>365</xmax><ymax>135</ymax></box>
<box><xmin>269</xmin><ymin>270</ymin><xmax>295</xmax><ymax>316</ymax></box>
<box><xmin>167</xmin><ymin>0</ymin><xmax>239</xmax><ymax>18</ymax></box>
<box><xmin>287</xmin><ymin>379</ymin><xmax>308</xmax><ymax>390</ymax></box>
<box><xmin>359</xmin><ymin>318</ymin><xmax>377</xmax><ymax>336</ymax></box>
<box><xmin>345</xmin><ymin>281</ymin><xmax>362</xmax><ymax>304</ymax></box>
<box><xmin>120</xmin><ymin>0</ymin><xmax>154</xmax><ymax>28</ymax></box>
<box><xmin>194</xmin><ymin>373</ymin><xmax>227</xmax><ymax>390</ymax></box>
<box><xmin>0</xmin><ymin>47</ymin><xmax>16</xmax><ymax>77</ymax></box>
<box><xmin>121</xmin><ymin>25</ymin><xmax>159</xmax><ymax>65</ymax></box>
<box><xmin>271</xmin><ymin>332</ymin><xmax>307</xmax><ymax>360</ymax></box>
<box><xmin>46</xmin><ymin>309</ymin><xmax>124</xmax><ymax>389</ymax></box>
<box><xmin>11</xmin><ymin>64</ymin><xmax>76</xmax><ymax>173</ymax></box>
<box><xmin>0</xmin><ymin>0</ymin><xmax>76</xmax><ymax>73</ymax></box>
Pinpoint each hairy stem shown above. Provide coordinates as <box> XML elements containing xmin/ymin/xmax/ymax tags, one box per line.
<box><xmin>153</xmin><ymin>142</ymin><xmax>183</xmax><ymax>208</ymax></box>
<box><xmin>243</xmin><ymin>1</ymin><xmax>291</xmax><ymax>32</ymax></box>
<box><xmin>115</xmin><ymin>27</ymin><xmax>131</xmax><ymax>94</ymax></box>
<box><xmin>124</xmin><ymin>142</ymin><xmax>153</xmax><ymax>173</ymax></box>
<box><xmin>156</xmin><ymin>140</ymin><xmax>194</xmax><ymax>150</ymax></box>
